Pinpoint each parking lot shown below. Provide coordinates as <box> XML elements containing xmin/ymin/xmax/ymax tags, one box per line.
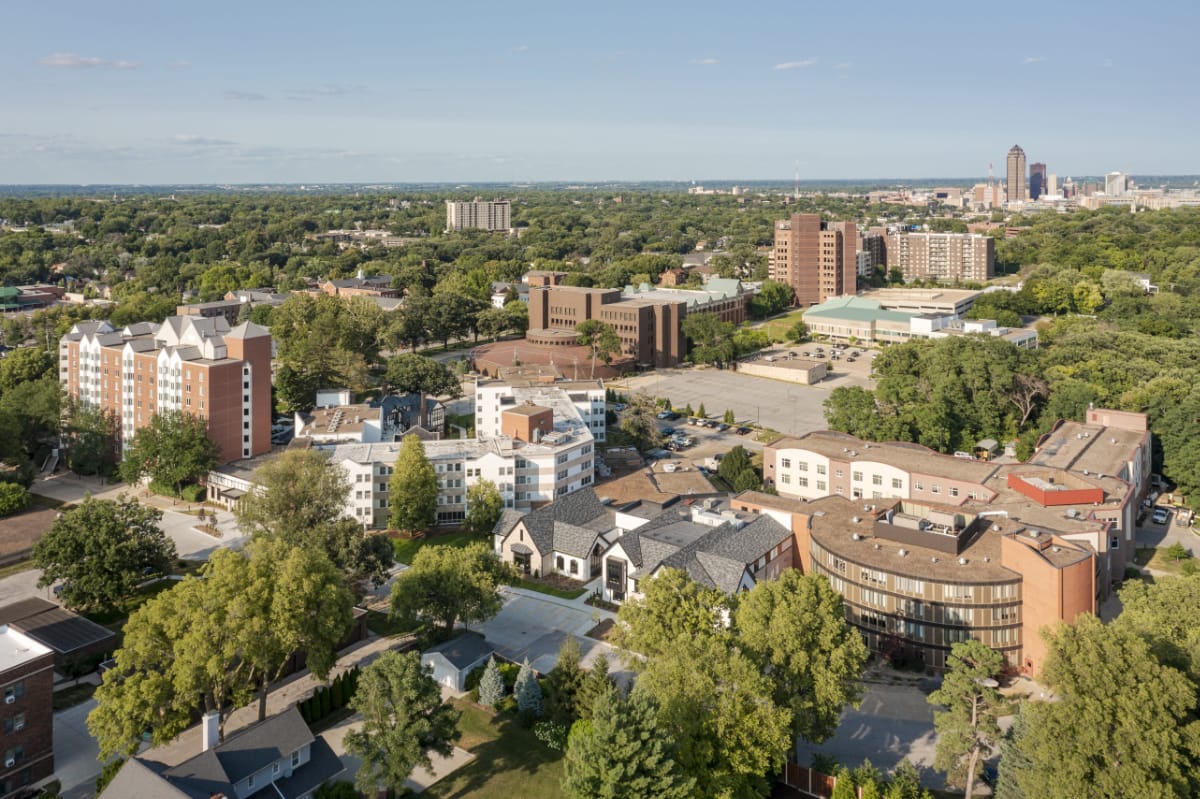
<box><xmin>616</xmin><ymin>358</ymin><xmax>873</xmax><ymax>437</ymax></box>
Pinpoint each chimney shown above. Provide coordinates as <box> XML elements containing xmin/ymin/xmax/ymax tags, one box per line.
<box><xmin>202</xmin><ymin>710</ymin><xmax>220</xmax><ymax>751</ymax></box>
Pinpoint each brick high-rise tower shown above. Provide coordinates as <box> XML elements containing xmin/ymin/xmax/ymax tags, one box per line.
<box><xmin>1006</xmin><ymin>145</ymin><xmax>1027</xmax><ymax>202</ymax></box>
<box><xmin>771</xmin><ymin>214</ymin><xmax>857</xmax><ymax>306</ymax></box>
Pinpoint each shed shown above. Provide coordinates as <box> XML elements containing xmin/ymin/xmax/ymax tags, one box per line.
<box><xmin>421</xmin><ymin>632</ymin><xmax>496</xmax><ymax>692</ymax></box>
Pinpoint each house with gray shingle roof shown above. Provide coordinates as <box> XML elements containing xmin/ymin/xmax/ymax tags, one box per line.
<box><xmin>98</xmin><ymin>705</ymin><xmax>343</xmax><ymax>799</ymax></box>
<box><xmin>494</xmin><ymin>488</ymin><xmax>617</xmax><ymax>580</ymax></box>
<box><xmin>599</xmin><ymin>497</ymin><xmax>793</xmax><ymax>603</ymax></box>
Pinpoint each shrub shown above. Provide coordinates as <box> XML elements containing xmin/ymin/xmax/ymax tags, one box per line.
<box><xmin>1124</xmin><ymin>565</ymin><xmax>1142</xmax><ymax>581</ymax></box>
<box><xmin>318</xmin><ymin>686</ymin><xmax>331</xmax><ymax>718</ymax></box>
<box><xmin>180</xmin><ymin>483</ymin><xmax>206</xmax><ymax>503</ymax></box>
<box><xmin>464</xmin><ymin>663</ymin><xmax>487</xmax><ymax>693</ymax></box>
<box><xmin>96</xmin><ymin>758</ymin><xmax>126</xmax><ymax>794</ymax></box>
<box><xmin>331</xmin><ymin>675</ymin><xmax>345</xmax><ymax>709</ymax></box>
<box><xmin>0</xmin><ymin>482</ymin><xmax>28</xmax><ymax>518</ymax></box>
<box><xmin>315</xmin><ymin>780</ymin><xmax>360</xmax><ymax>799</ymax></box>
<box><xmin>533</xmin><ymin>719</ymin><xmax>568</xmax><ymax>750</ymax></box>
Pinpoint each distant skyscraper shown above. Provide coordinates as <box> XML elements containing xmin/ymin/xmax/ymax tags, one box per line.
<box><xmin>1029</xmin><ymin>162</ymin><xmax>1047</xmax><ymax>200</ymax></box>
<box><xmin>771</xmin><ymin>214</ymin><xmax>857</xmax><ymax>306</ymax></box>
<box><xmin>1105</xmin><ymin>172</ymin><xmax>1128</xmax><ymax>196</ymax></box>
<box><xmin>1047</xmin><ymin>173</ymin><xmax>1058</xmax><ymax>197</ymax></box>
<box><xmin>1006</xmin><ymin>145</ymin><xmax>1027</xmax><ymax>202</ymax></box>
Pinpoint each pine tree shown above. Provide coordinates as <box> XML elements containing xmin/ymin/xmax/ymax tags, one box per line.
<box><xmin>994</xmin><ymin>703</ymin><xmax>1029</xmax><ymax>799</ymax></box>
<box><xmin>697</xmin><ymin>402</ymin><xmax>707</xmax><ymax>418</ymax></box>
<box><xmin>563</xmin><ymin>690</ymin><xmax>694</xmax><ymax>799</ymax></box>
<box><xmin>723</xmin><ymin>408</ymin><xmax>735</xmax><ymax>424</ymax></box>
<box><xmin>544</xmin><ymin>638</ymin><xmax>586</xmax><ymax>724</ymax></box>
<box><xmin>576</xmin><ymin>653</ymin><xmax>617</xmax><ymax>721</ymax></box>
<box><xmin>331</xmin><ymin>675</ymin><xmax>345</xmax><ymax>709</ymax></box>
<box><xmin>927</xmin><ymin>640</ymin><xmax>1004</xmax><ymax>799</ymax></box>
<box><xmin>478</xmin><ymin>656</ymin><xmax>505</xmax><ymax>709</ymax></box>
<box><xmin>831</xmin><ymin>768</ymin><xmax>857</xmax><ymax>799</ymax></box>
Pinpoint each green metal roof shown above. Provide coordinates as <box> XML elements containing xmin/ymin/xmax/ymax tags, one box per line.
<box><xmin>802</xmin><ymin>295</ymin><xmax>915</xmax><ymax>324</ymax></box>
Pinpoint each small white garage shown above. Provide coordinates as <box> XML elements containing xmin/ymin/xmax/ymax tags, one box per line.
<box><xmin>421</xmin><ymin>632</ymin><xmax>496</xmax><ymax>693</ymax></box>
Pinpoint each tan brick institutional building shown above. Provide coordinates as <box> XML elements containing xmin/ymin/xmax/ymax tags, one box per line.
<box><xmin>771</xmin><ymin>213</ymin><xmax>857</xmax><ymax>306</ymax></box>
<box><xmin>60</xmin><ymin>316</ymin><xmax>273</xmax><ymax>463</ymax></box>
<box><xmin>524</xmin><ymin>276</ymin><xmax>749</xmax><ymax>368</ymax></box>
<box><xmin>745</xmin><ymin>408</ymin><xmax>1152</xmax><ymax>673</ymax></box>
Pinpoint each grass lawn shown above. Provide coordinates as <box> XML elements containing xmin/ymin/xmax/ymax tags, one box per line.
<box><xmin>0</xmin><ymin>560</ymin><xmax>34</xmax><ymax>580</ymax></box>
<box><xmin>364</xmin><ymin>610</ymin><xmax>420</xmax><ymax>639</ymax></box>
<box><xmin>1134</xmin><ymin>547</ymin><xmax>1195</xmax><ymax>575</ymax></box>
<box><xmin>392</xmin><ymin>529</ymin><xmax>477</xmax><ymax>565</ymax></box>
<box><xmin>506</xmin><ymin>578</ymin><xmax>587</xmax><ymax>600</ymax></box>
<box><xmin>758</xmin><ymin>310</ymin><xmax>809</xmax><ymax>342</ymax></box>
<box><xmin>28</xmin><ymin>494</ymin><xmax>67</xmax><ymax>510</ymax></box>
<box><xmin>424</xmin><ymin>700</ymin><xmax>565</xmax><ymax>799</ymax></box>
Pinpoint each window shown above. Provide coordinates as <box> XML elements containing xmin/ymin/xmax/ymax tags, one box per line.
<box><xmin>950</xmin><ymin>487</ymin><xmax>959</xmax><ymax>497</ymax></box>
<box><xmin>835</xmin><ymin>469</ymin><xmax>844</xmax><ymax>478</ymax></box>
<box><xmin>780</xmin><ymin>458</ymin><xmax>791</xmax><ymax>469</ymax></box>
<box><xmin>273</xmin><ymin>762</ymin><xmax>281</xmax><ymax>776</ymax></box>
<box><xmin>816</xmin><ymin>480</ymin><xmax>826</xmax><ymax>491</ymax></box>
<box><xmin>872</xmin><ymin>474</ymin><xmax>883</xmax><ymax>486</ymax></box>
<box><xmin>780</xmin><ymin>474</ymin><xmax>791</xmax><ymax>485</ymax></box>
<box><xmin>895</xmin><ymin>576</ymin><xmax>925</xmax><ymax>595</ymax></box>
<box><xmin>798</xmin><ymin>477</ymin><xmax>809</xmax><ymax>487</ymax></box>
<box><xmin>247</xmin><ymin>774</ymin><xmax>255</xmax><ymax>788</ymax></box>
<box><xmin>892</xmin><ymin>478</ymin><xmax>903</xmax><ymax>489</ymax></box>
<box><xmin>292</xmin><ymin>750</ymin><xmax>302</xmax><ymax>768</ymax></box>
<box><xmin>556</xmin><ymin>556</ymin><xmax>564</xmax><ymax>571</ymax></box>
<box><xmin>914</xmin><ymin>481</ymin><xmax>924</xmax><ymax>491</ymax></box>
<box><xmin>852</xmin><ymin>471</ymin><xmax>863</xmax><ymax>482</ymax></box>
<box><xmin>797</xmin><ymin>462</ymin><xmax>808</xmax><ymax>472</ymax></box>
<box><xmin>3</xmin><ymin>684</ymin><xmax>22</xmax><ymax>703</ymax></box>
<box><xmin>931</xmin><ymin>484</ymin><xmax>941</xmax><ymax>494</ymax></box>
<box><xmin>569</xmin><ymin>560</ymin><xmax>578</xmax><ymax>575</ymax></box>
<box><xmin>816</xmin><ymin>464</ymin><xmax>827</xmax><ymax>475</ymax></box>
<box><xmin>3</xmin><ymin>714</ymin><xmax>24</xmax><ymax>734</ymax></box>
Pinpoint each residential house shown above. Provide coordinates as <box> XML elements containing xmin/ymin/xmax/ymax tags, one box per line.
<box><xmin>422</xmin><ymin>633</ymin><xmax>496</xmax><ymax>692</ymax></box>
<box><xmin>98</xmin><ymin>705</ymin><xmax>343</xmax><ymax>799</ymax></box>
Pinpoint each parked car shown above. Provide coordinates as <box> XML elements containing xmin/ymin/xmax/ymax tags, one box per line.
<box><xmin>717</xmin><ymin>423</ymin><xmax>731</xmax><ymax>432</ymax></box>
<box><xmin>735</xmin><ymin>426</ymin><xmax>752</xmax><ymax>435</ymax></box>
<box><xmin>1152</xmin><ymin>507</ymin><xmax>1171</xmax><ymax>525</ymax></box>
<box><xmin>661</xmin><ymin>426</ymin><xmax>676</xmax><ymax>435</ymax></box>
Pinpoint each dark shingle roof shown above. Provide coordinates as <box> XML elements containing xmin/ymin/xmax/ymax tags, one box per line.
<box><xmin>424</xmin><ymin>631</ymin><xmax>494</xmax><ymax>670</ymax></box>
<box><xmin>248</xmin><ymin>737</ymin><xmax>344</xmax><ymax>799</ymax></box>
<box><xmin>98</xmin><ymin>757</ymin><xmax>193</xmax><ymax>799</ymax></box>
<box><xmin>0</xmin><ymin>597</ymin><xmax>116</xmax><ymax>655</ymax></box>
<box><xmin>507</xmin><ymin>488</ymin><xmax>612</xmax><ymax>558</ymax></box>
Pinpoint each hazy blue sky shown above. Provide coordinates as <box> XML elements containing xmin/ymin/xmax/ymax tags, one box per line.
<box><xmin>2</xmin><ymin>0</ymin><xmax>1196</xmax><ymax>183</ymax></box>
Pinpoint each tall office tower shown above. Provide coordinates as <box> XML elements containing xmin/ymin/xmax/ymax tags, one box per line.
<box><xmin>1006</xmin><ymin>145</ymin><xmax>1027</xmax><ymax>202</ymax></box>
<box><xmin>1105</xmin><ymin>172</ymin><xmax>1128</xmax><ymax>196</ymax></box>
<box><xmin>60</xmin><ymin>316</ymin><xmax>274</xmax><ymax>463</ymax></box>
<box><xmin>771</xmin><ymin>214</ymin><xmax>857</xmax><ymax>306</ymax></box>
<box><xmin>1029</xmin><ymin>162</ymin><xmax>1047</xmax><ymax>200</ymax></box>
<box><xmin>1047</xmin><ymin>172</ymin><xmax>1058</xmax><ymax>197</ymax></box>
<box><xmin>445</xmin><ymin>199</ymin><xmax>512</xmax><ymax>232</ymax></box>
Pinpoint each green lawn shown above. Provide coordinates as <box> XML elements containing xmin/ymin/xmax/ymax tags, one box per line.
<box><xmin>758</xmin><ymin>310</ymin><xmax>808</xmax><ymax>342</ymax></box>
<box><xmin>83</xmin><ymin>579</ymin><xmax>178</xmax><ymax>629</ymax></box>
<box><xmin>1134</xmin><ymin>547</ymin><xmax>1194</xmax><ymax>575</ymax></box>
<box><xmin>506</xmin><ymin>578</ymin><xmax>587</xmax><ymax>600</ymax></box>
<box><xmin>364</xmin><ymin>610</ymin><xmax>420</xmax><ymax>639</ymax></box>
<box><xmin>424</xmin><ymin>700</ymin><xmax>566</xmax><ymax>799</ymax></box>
<box><xmin>392</xmin><ymin>530</ymin><xmax>477</xmax><ymax>565</ymax></box>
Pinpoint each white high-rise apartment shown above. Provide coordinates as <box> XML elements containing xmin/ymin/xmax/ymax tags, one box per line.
<box><xmin>445</xmin><ymin>199</ymin><xmax>512</xmax><ymax>232</ymax></box>
<box><xmin>1105</xmin><ymin>172</ymin><xmax>1128</xmax><ymax>197</ymax></box>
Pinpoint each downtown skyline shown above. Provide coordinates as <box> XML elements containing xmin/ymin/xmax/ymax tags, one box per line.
<box><xmin>1</xmin><ymin>0</ymin><xmax>1197</xmax><ymax>184</ymax></box>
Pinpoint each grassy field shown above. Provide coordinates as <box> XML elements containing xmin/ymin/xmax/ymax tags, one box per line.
<box><xmin>392</xmin><ymin>529</ymin><xmax>477</xmax><ymax>565</ymax></box>
<box><xmin>758</xmin><ymin>310</ymin><xmax>808</xmax><ymax>342</ymax></box>
<box><xmin>83</xmin><ymin>579</ymin><xmax>178</xmax><ymax>629</ymax></box>
<box><xmin>424</xmin><ymin>700</ymin><xmax>566</xmax><ymax>799</ymax></box>
<box><xmin>1134</xmin><ymin>547</ymin><xmax>1195</xmax><ymax>575</ymax></box>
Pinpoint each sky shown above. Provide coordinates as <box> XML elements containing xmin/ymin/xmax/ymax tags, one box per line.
<box><xmin>1</xmin><ymin>0</ymin><xmax>1197</xmax><ymax>184</ymax></box>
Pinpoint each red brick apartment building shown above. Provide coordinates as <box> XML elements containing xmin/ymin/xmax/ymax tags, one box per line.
<box><xmin>744</xmin><ymin>408</ymin><xmax>1152</xmax><ymax>673</ymax></box>
<box><xmin>60</xmin><ymin>316</ymin><xmax>273</xmax><ymax>463</ymax></box>
<box><xmin>771</xmin><ymin>214</ymin><xmax>857</xmax><ymax>306</ymax></box>
<box><xmin>0</xmin><ymin>626</ymin><xmax>54</xmax><ymax>796</ymax></box>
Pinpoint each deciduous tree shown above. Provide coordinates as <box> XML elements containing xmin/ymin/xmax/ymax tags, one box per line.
<box><xmin>613</xmin><ymin>567</ymin><xmax>727</xmax><ymax>661</ymax></box>
<box><xmin>576</xmin><ymin>319</ymin><xmax>622</xmax><ymax>378</ymax></box>
<box><xmin>463</xmin><ymin>479</ymin><xmax>504</xmax><ymax>538</ymax></box>
<box><xmin>385</xmin><ymin>353</ymin><xmax>462</xmax><ymax>398</ymax></box>
<box><xmin>119</xmin><ymin>410</ymin><xmax>219</xmax><ymax>495</ymax></box>
<box><xmin>735</xmin><ymin>570</ymin><xmax>868</xmax><ymax>743</ymax></box>
<box><xmin>389</xmin><ymin>542</ymin><xmax>506</xmax><ymax>632</ymax></box>
<box><xmin>344</xmin><ymin>651</ymin><xmax>461</xmax><ymax>796</ymax></box>
<box><xmin>388</xmin><ymin>434</ymin><xmax>438</xmax><ymax>532</ymax></box>
<box><xmin>33</xmin><ymin>495</ymin><xmax>175</xmax><ymax>611</ymax></box>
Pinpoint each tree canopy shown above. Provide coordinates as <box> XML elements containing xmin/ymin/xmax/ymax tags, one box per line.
<box><xmin>388</xmin><ymin>433</ymin><xmax>438</xmax><ymax>532</ymax></box>
<box><xmin>33</xmin><ymin>494</ymin><xmax>175</xmax><ymax>611</ymax></box>
<box><xmin>389</xmin><ymin>542</ymin><xmax>507</xmax><ymax>633</ymax></box>
<box><xmin>384</xmin><ymin>353</ymin><xmax>462</xmax><ymax>398</ymax></box>
<box><xmin>119</xmin><ymin>410</ymin><xmax>219</xmax><ymax>495</ymax></box>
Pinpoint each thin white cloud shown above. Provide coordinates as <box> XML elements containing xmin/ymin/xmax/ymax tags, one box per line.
<box><xmin>224</xmin><ymin>90</ymin><xmax>268</xmax><ymax>102</ymax></box>
<box><xmin>112</xmin><ymin>60</ymin><xmax>142</xmax><ymax>70</ymax></box>
<box><xmin>1023</xmin><ymin>56</ymin><xmax>1047</xmax><ymax>64</ymax></box>
<box><xmin>774</xmin><ymin>59</ymin><xmax>817</xmax><ymax>70</ymax></box>
<box><xmin>283</xmin><ymin>83</ymin><xmax>364</xmax><ymax>102</ymax></box>
<box><xmin>511</xmin><ymin>44</ymin><xmax>529</xmax><ymax>53</ymax></box>
<box><xmin>38</xmin><ymin>53</ymin><xmax>106</xmax><ymax>68</ymax></box>
<box><xmin>834</xmin><ymin>62</ymin><xmax>852</xmax><ymax>70</ymax></box>
<box><xmin>172</xmin><ymin>135</ymin><xmax>236</xmax><ymax>147</ymax></box>
<box><xmin>690</xmin><ymin>57</ymin><xmax>719</xmax><ymax>66</ymax></box>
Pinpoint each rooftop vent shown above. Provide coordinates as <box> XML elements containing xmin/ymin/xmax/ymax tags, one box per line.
<box><xmin>1066</xmin><ymin>508</ymin><xmax>1079</xmax><ymax>519</ymax></box>
<box><xmin>1028</xmin><ymin>529</ymin><xmax>1040</xmax><ymax>538</ymax></box>
<box><xmin>1110</xmin><ymin>437</ymin><xmax>1118</xmax><ymax>445</ymax></box>
<box><xmin>851</xmin><ymin>533</ymin><xmax>862</xmax><ymax>541</ymax></box>
<box><xmin>874</xmin><ymin>543</ymin><xmax>881</xmax><ymax>550</ymax></box>
<box><xmin>898</xmin><ymin>548</ymin><xmax>908</xmax><ymax>557</ymax></box>
<box><xmin>1051</xmin><ymin>546</ymin><xmax>1061</xmax><ymax>553</ymax></box>
<box><xmin>852</xmin><ymin>516</ymin><xmax>861</xmax><ymax>524</ymax></box>
<box><xmin>992</xmin><ymin>524</ymin><xmax>1001</xmax><ymax>531</ymax></box>
<box><xmin>983</xmin><ymin>556</ymin><xmax>991</xmax><ymax>562</ymax></box>
<box><xmin>958</xmin><ymin>557</ymin><xmax>968</xmax><ymax>565</ymax></box>
<box><xmin>931</xmin><ymin>556</ymin><xmax>938</xmax><ymax>563</ymax></box>
<box><xmin>848</xmin><ymin>450</ymin><xmax>857</xmax><ymax>456</ymax></box>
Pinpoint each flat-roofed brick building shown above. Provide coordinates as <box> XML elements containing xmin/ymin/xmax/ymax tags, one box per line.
<box><xmin>0</xmin><ymin>625</ymin><xmax>54</xmax><ymax>795</ymax></box>
<box><xmin>771</xmin><ymin>214</ymin><xmax>857</xmax><ymax>306</ymax></box>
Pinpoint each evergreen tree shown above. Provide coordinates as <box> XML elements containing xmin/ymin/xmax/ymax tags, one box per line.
<box><xmin>478</xmin><ymin>656</ymin><xmax>505</xmax><ymax>709</ymax></box>
<box><xmin>697</xmin><ymin>402</ymin><xmax>707</xmax><ymax>418</ymax></box>
<box><xmin>515</xmin><ymin>659</ymin><xmax>543</xmax><ymax>717</ymax></box>
<box><xmin>544</xmin><ymin>637</ymin><xmax>586</xmax><ymax>724</ymax></box>
<box><xmin>576</xmin><ymin>653</ymin><xmax>617</xmax><ymax>721</ymax></box>
<box><xmin>927</xmin><ymin>640</ymin><xmax>1004</xmax><ymax>799</ymax></box>
<box><xmin>886</xmin><ymin>760</ymin><xmax>933</xmax><ymax>799</ymax></box>
<box><xmin>562</xmin><ymin>689</ymin><xmax>694</xmax><ymax>799</ymax></box>
<box><xmin>831</xmin><ymin>768</ymin><xmax>857</xmax><ymax>799</ymax></box>
<box><xmin>994</xmin><ymin>703</ymin><xmax>1030</xmax><ymax>799</ymax></box>
<box><xmin>723</xmin><ymin>408</ymin><xmax>735</xmax><ymax>424</ymax></box>
<box><xmin>387</xmin><ymin>434</ymin><xmax>438</xmax><ymax>532</ymax></box>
